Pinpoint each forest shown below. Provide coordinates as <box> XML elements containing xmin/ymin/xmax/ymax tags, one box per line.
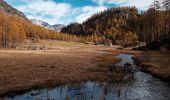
<box><xmin>137</xmin><ymin>0</ymin><xmax>170</xmax><ymax>49</ymax></box>
<box><xmin>62</xmin><ymin>0</ymin><xmax>170</xmax><ymax>48</ymax></box>
<box><xmin>0</xmin><ymin>12</ymin><xmax>83</xmax><ymax>48</ymax></box>
<box><xmin>62</xmin><ymin>7</ymin><xmax>139</xmax><ymax>46</ymax></box>
<box><xmin>0</xmin><ymin>0</ymin><xmax>170</xmax><ymax>49</ymax></box>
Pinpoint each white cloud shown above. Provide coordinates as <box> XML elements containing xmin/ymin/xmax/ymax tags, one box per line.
<box><xmin>16</xmin><ymin>0</ymin><xmax>72</xmax><ymax>25</ymax></box>
<box><xmin>75</xmin><ymin>6</ymin><xmax>107</xmax><ymax>23</ymax></box>
<box><xmin>123</xmin><ymin>0</ymin><xmax>154</xmax><ymax>10</ymax></box>
<box><xmin>92</xmin><ymin>0</ymin><xmax>106</xmax><ymax>5</ymax></box>
<box><xmin>8</xmin><ymin>0</ymin><xmax>155</xmax><ymax>25</ymax></box>
<box><xmin>14</xmin><ymin>0</ymin><xmax>107</xmax><ymax>25</ymax></box>
<box><xmin>92</xmin><ymin>0</ymin><xmax>154</xmax><ymax>10</ymax></box>
<box><xmin>107</xmin><ymin>0</ymin><xmax>130</xmax><ymax>5</ymax></box>
<box><xmin>92</xmin><ymin>0</ymin><xmax>129</xmax><ymax>5</ymax></box>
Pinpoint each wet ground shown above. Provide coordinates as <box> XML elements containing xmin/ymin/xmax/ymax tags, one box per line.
<box><xmin>2</xmin><ymin>54</ymin><xmax>170</xmax><ymax>100</ymax></box>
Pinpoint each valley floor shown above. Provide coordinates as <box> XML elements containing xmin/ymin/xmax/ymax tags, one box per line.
<box><xmin>0</xmin><ymin>41</ymin><xmax>121</xmax><ymax>97</ymax></box>
<box><xmin>0</xmin><ymin>40</ymin><xmax>170</xmax><ymax>97</ymax></box>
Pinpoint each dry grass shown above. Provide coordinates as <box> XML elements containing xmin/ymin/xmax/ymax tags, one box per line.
<box><xmin>96</xmin><ymin>52</ymin><xmax>134</xmax><ymax>83</ymax></box>
<box><xmin>39</xmin><ymin>40</ymin><xmax>83</xmax><ymax>47</ymax></box>
<box><xmin>96</xmin><ymin>53</ymin><xmax>121</xmax><ymax>68</ymax></box>
<box><xmin>0</xmin><ymin>42</ymin><xmax>122</xmax><ymax>97</ymax></box>
<box><xmin>0</xmin><ymin>40</ymin><xmax>138</xmax><ymax>97</ymax></box>
<box><xmin>110</xmin><ymin>67</ymin><xmax>133</xmax><ymax>83</ymax></box>
<box><xmin>133</xmin><ymin>51</ymin><xmax>170</xmax><ymax>81</ymax></box>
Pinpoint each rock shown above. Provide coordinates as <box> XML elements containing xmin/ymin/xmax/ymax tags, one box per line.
<box><xmin>124</xmin><ymin>63</ymin><xmax>133</xmax><ymax>73</ymax></box>
<box><xmin>124</xmin><ymin>63</ymin><xmax>132</xmax><ymax>67</ymax></box>
<box><xmin>30</xmin><ymin>91</ymin><xmax>40</xmax><ymax>96</ymax></box>
<box><xmin>109</xmin><ymin>65</ymin><xmax>122</xmax><ymax>72</ymax></box>
<box><xmin>108</xmin><ymin>64</ymin><xmax>134</xmax><ymax>83</ymax></box>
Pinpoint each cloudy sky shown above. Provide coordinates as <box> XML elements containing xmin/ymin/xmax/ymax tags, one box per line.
<box><xmin>6</xmin><ymin>0</ymin><xmax>154</xmax><ymax>25</ymax></box>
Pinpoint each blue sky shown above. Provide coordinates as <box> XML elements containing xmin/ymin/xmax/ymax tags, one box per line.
<box><xmin>6</xmin><ymin>0</ymin><xmax>154</xmax><ymax>25</ymax></box>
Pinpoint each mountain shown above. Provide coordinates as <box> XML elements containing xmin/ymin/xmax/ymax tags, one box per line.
<box><xmin>0</xmin><ymin>0</ymin><xmax>27</xmax><ymax>20</ymax></box>
<box><xmin>61</xmin><ymin>7</ymin><xmax>139</xmax><ymax>45</ymax></box>
<box><xmin>0</xmin><ymin>0</ymin><xmax>78</xmax><ymax>48</ymax></box>
<box><xmin>31</xmin><ymin>19</ymin><xmax>50</xmax><ymax>28</ymax></box>
<box><xmin>61</xmin><ymin>7</ymin><xmax>138</xmax><ymax>36</ymax></box>
<box><xmin>52</xmin><ymin>24</ymin><xmax>65</xmax><ymax>32</ymax></box>
<box><xmin>31</xmin><ymin>19</ymin><xmax>65</xmax><ymax>32</ymax></box>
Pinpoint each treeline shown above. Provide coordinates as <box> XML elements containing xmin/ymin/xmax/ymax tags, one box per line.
<box><xmin>61</xmin><ymin>7</ymin><xmax>139</xmax><ymax>46</ymax></box>
<box><xmin>137</xmin><ymin>0</ymin><xmax>170</xmax><ymax>49</ymax></box>
<box><xmin>0</xmin><ymin>12</ymin><xmax>81</xmax><ymax>48</ymax></box>
<box><xmin>62</xmin><ymin>0</ymin><xmax>170</xmax><ymax>48</ymax></box>
<box><xmin>1</xmin><ymin>0</ymin><xmax>169</xmax><ymax>48</ymax></box>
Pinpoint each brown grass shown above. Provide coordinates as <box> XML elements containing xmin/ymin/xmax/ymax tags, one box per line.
<box><xmin>0</xmin><ymin>42</ymin><xmax>122</xmax><ymax>97</ymax></box>
<box><xmin>133</xmin><ymin>51</ymin><xmax>170</xmax><ymax>81</ymax></box>
<box><xmin>110</xmin><ymin>68</ymin><xmax>133</xmax><ymax>83</ymax></box>
<box><xmin>96</xmin><ymin>53</ymin><xmax>121</xmax><ymax>68</ymax></box>
<box><xmin>96</xmin><ymin>52</ymin><xmax>133</xmax><ymax>83</ymax></box>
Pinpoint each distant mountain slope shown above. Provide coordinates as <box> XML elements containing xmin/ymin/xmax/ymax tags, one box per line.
<box><xmin>62</xmin><ymin>7</ymin><xmax>138</xmax><ymax>36</ymax></box>
<box><xmin>31</xmin><ymin>19</ymin><xmax>65</xmax><ymax>32</ymax></box>
<box><xmin>31</xmin><ymin>19</ymin><xmax>50</xmax><ymax>28</ymax></box>
<box><xmin>61</xmin><ymin>7</ymin><xmax>139</xmax><ymax>45</ymax></box>
<box><xmin>52</xmin><ymin>24</ymin><xmax>65</xmax><ymax>32</ymax></box>
<box><xmin>0</xmin><ymin>0</ymin><xmax>79</xmax><ymax>48</ymax></box>
<box><xmin>0</xmin><ymin>0</ymin><xmax>27</xmax><ymax>20</ymax></box>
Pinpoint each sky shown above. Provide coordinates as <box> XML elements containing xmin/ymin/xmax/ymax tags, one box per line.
<box><xmin>5</xmin><ymin>0</ymin><xmax>154</xmax><ymax>25</ymax></box>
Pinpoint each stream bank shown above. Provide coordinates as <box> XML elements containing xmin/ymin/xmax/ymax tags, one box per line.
<box><xmin>2</xmin><ymin>54</ymin><xmax>170</xmax><ymax>100</ymax></box>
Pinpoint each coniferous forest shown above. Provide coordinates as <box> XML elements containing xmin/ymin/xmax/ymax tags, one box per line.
<box><xmin>0</xmin><ymin>0</ymin><xmax>170</xmax><ymax>49</ymax></box>
<box><xmin>62</xmin><ymin>0</ymin><xmax>170</xmax><ymax>48</ymax></box>
<box><xmin>0</xmin><ymin>12</ymin><xmax>82</xmax><ymax>48</ymax></box>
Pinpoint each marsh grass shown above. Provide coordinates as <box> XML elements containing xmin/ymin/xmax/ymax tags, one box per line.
<box><xmin>39</xmin><ymin>40</ymin><xmax>82</xmax><ymax>47</ymax></box>
<box><xmin>134</xmin><ymin>51</ymin><xmax>170</xmax><ymax>81</ymax></box>
<box><xmin>96</xmin><ymin>54</ymin><xmax>134</xmax><ymax>83</ymax></box>
<box><xmin>0</xmin><ymin>46</ymin><xmax>119</xmax><ymax>97</ymax></box>
<box><xmin>0</xmin><ymin>45</ymin><xmax>136</xmax><ymax>97</ymax></box>
<box><xmin>96</xmin><ymin>54</ymin><xmax>121</xmax><ymax>68</ymax></box>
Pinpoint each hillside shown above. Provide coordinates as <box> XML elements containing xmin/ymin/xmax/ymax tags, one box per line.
<box><xmin>62</xmin><ymin>5</ymin><xmax>170</xmax><ymax>49</ymax></box>
<box><xmin>0</xmin><ymin>0</ymin><xmax>81</xmax><ymax>48</ymax></box>
<box><xmin>61</xmin><ymin>7</ymin><xmax>139</xmax><ymax>45</ymax></box>
<box><xmin>0</xmin><ymin>0</ymin><xmax>169</xmax><ymax>49</ymax></box>
<box><xmin>0</xmin><ymin>0</ymin><xmax>27</xmax><ymax>20</ymax></box>
<box><xmin>0</xmin><ymin>12</ymin><xmax>82</xmax><ymax>48</ymax></box>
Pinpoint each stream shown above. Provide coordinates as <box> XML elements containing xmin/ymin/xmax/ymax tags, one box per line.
<box><xmin>2</xmin><ymin>54</ymin><xmax>170</xmax><ymax>100</ymax></box>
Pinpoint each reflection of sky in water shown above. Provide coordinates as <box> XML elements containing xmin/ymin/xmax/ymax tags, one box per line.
<box><xmin>3</xmin><ymin>54</ymin><xmax>170</xmax><ymax>100</ymax></box>
<box><xmin>115</xmin><ymin>54</ymin><xmax>134</xmax><ymax>66</ymax></box>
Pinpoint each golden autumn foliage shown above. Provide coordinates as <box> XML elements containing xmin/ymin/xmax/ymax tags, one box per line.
<box><xmin>61</xmin><ymin>7</ymin><xmax>139</xmax><ymax>46</ymax></box>
<box><xmin>136</xmin><ymin>0</ymin><xmax>170</xmax><ymax>49</ymax></box>
<box><xmin>0</xmin><ymin>0</ymin><xmax>169</xmax><ymax>48</ymax></box>
<box><xmin>0</xmin><ymin>12</ymin><xmax>81</xmax><ymax>48</ymax></box>
<box><xmin>62</xmin><ymin>1</ymin><xmax>170</xmax><ymax>48</ymax></box>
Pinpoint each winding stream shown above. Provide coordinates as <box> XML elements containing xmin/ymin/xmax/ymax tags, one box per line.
<box><xmin>2</xmin><ymin>54</ymin><xmax>170</xmax><ymax>100</ymax></box>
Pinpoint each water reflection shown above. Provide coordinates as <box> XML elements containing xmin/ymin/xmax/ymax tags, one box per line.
<box><xmin>4</xmin><ymin>79</ymin><xmax>170</xmax><ymax>100</ymax></box>
<box><xmin>2</xmin><ymin>54</ymin><xmax>170</xmax><ymax>100</ymax></box>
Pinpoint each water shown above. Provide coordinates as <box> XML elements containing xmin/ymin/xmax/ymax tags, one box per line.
<box><xmin>2</xmin><ymin>54</ymin><xmax>170</xmax><ymax>100</ymax></box>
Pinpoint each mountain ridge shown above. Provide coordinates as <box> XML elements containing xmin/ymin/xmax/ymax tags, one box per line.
<box><xmin>31</xmin><ymin>19</ymin><xmax>65</xmax><ymax>32</ymax></box>
<box><xmin>0</xmin><ymin>0</ymin><xmax>27</xmax><ymax>20</ymax></box>
<box><xmin>61</xmin><ymin>7</ymin><xmax>139</xmax><ymax>45</ymax></box>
